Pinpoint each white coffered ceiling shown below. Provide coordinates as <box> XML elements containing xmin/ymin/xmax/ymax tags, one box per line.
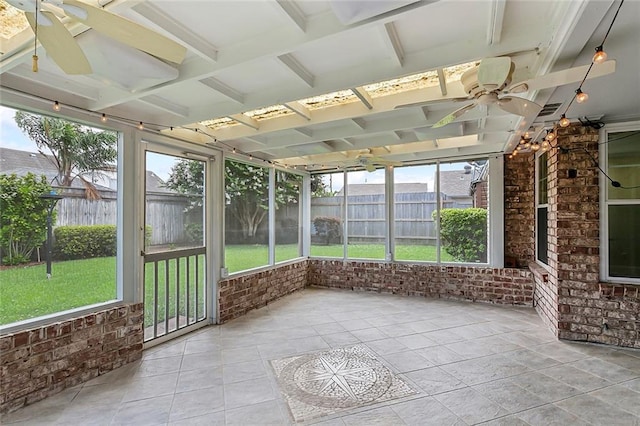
<box><xmin>1</xmin><ymin>0</ymin><xmax>638</xmax><ymax>170</ymax></box>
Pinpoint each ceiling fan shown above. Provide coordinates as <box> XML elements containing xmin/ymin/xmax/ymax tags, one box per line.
<box><xmin>7</xmin><ymin>0</ymin><xmax>187</xmax><ymax>74</ymax></box>
<box><xmin>397</xmin><ymin>56</ymin><xmax>616</xmax><ymax>128</ymax></box>
<box><xmin>354</xmin><ymin>151</ymin><xmax>402</xmax><ymax>172</ymax></box>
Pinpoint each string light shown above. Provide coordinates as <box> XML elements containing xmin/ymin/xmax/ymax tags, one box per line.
<box><xmin>138</xmin><ymin>122</ymin><xmax>144</xmax><ymax>130</ymax></box>
<box><xmin>508</xmin><ymin>0</ymin><xmax>624</xmax><ymax>160</ymax></box>
<box><xmin>575</xmin><ymin>88</ymin><xmax>588</xmax><ymax>103</ymax></box>
<box><xmin>53</xmin><ymin>101</ymin><xmax>61</xmax><ymax>111</ymax></box>
<box><xmin>593</xmin><ymin>46</ymin><xmax>607</xmax><ymax>64</ymax></box>
<box><xmin>101</xmin><ymin>113</ymin><xmax>107</xmax><ymax>123</ymax></box>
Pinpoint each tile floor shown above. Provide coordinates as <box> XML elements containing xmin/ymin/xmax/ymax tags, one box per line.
<box><xmin>3</xmin><ymin>287</ymin><xmax>640</xmax><ymax>425</ymax></box>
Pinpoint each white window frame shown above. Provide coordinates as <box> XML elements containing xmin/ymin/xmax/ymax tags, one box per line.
<box><xmin>535</xmin><ymin>150</ymin><xmax>550</xmax><ymax>268</ymax></box>
<box><xmin>600</xmin><ymin>120</ymin><xmax>640</xmax><ymax>284</ymax></box>
<box><xmin>0</xmin><ymin>106</ymin><xmax>137</xmax><ymax>335</ymax></box>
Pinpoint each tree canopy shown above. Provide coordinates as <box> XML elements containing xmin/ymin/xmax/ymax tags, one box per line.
<box><xmin>166</xmin><ymin>158</ymin><xmax>327</xmax><ymax>240</ymax></box>
<box><xmin>14</xmin><ymin>111</ymin><xmax>117</xmax><ymax>198</ymax></box>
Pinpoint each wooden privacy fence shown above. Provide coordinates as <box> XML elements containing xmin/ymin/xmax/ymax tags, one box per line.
<box><xmin>54</xmin><ymin>188</ymin><xmax>197</xmax><ymax>246</ymax></box>
<box><xmin>311</xmin><ymin>192</ymin><xmax>470</xmax><ymax>244</ymax></box>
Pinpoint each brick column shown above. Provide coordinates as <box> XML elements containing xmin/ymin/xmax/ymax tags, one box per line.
<box><xmin>504</xmin><ymin>154</ymin><xmax>535</xmax><ymax>267</ymax></box>
<box><xmin>549</xmin><ymin>124</ymin><xmax>603</xmax><ymax>341</ymax></box>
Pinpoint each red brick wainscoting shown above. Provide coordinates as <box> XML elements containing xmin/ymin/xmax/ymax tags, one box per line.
<box><xmin>218</xmin><ymin>260</ymin><xmax>308</xmax><ymax>323</ymax></box>
<box><xmin>559</xmin><ymin>283</ymin><xmax>640</xmax><ymax>348</ymax></box>
<box><xmin>308</xmin><ymin>259</ymin><xmax>534</xmax><ymax>305</ymax></box>
<box><xmin>0</xmin><ymin>303</ymin><xmax>143</xmax><ymax>414</ymax></box>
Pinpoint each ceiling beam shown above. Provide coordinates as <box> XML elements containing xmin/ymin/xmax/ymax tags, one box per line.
<box><xmin>140</xmin><ymin>95</ymin><xmax>189</xmax><ymax>118</ymax></box>
<box><xmin>293</xmin><ymin>127</ymin><xmax>313</xmax><ymax>137</ymax></box>
<box><xmin>486</xmin><ymin>0</ymin><xmax>506</xmax><ymax>45</ymax></box>
<box><xmin>278</xmin><ymin>54</ymin><xmax>315</xmax><ymax>87</ymax></box>
<box><xmin>284</xmin><ymin>101</ymin><xmax>311</xmax><ymax>120</ymax></box>
<box><xmin>351</xmin><ymin>118</ymin><xmax>367</xmax><ymax>130</ymax></box>
<box><xmin>199</xmin><ymin>77</ymin><xmax>245</xmax><ymax>104</ymax></box>
<box><xmin>274</xmin><ymin>0</ymin><xmax>307</xmax><ymax>32</ymax></box>
<box><xmin>381</xmin><ymin>22</ymin><xmax>404</xmax><ymax>67</ymax></box>
<box><xmin>133</xmin><ymin>2</ymin><xmax>219</xmax><ymax>62</ymax></box>
<box><xmin>228</xmin><ymin>114</ymin><xmax>259</xmax><ymax>130</ymax></box>
<box><xmin>437</xmin><ymin>68</ymin><xmax>447</xmax><ymax>96</ymax></box>
<box><xmin>351</xmin><ymin>87</ymin><xmax>374</xmax><ymax>109</ymax></box>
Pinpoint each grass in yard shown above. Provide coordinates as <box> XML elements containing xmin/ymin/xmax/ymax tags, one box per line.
<box><xmin>1</xmin><ymin>243</ymin><xmax>455</xmax><ymax>326</ymax></box>
<box><xmin>311</xmin><ymin>244</ymin><xmax>454</xmax><ymax>262</ymax></box>
<box><xmin>0</xmin><ymin>257</ymin><xmax>116</xmax><ymax>325</ymax></box>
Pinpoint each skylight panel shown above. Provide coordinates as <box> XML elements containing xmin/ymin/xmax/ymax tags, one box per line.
<box><xmin>201</xmin><ymin>117</ymin><xmax>237</xmax><ymax>130</ymax></box>
<box><xmin>298</xmin><ymin>90</ymin><xmax>359</xmax><ymax>110</ymax></box>
<box><xmin>244</xmin><ymin>104</ymin><xmax>293</xmax><ymax>121</ymax></box>
<box><xmin>0</xmin><ymin>0</ymin><xmax>29</xmax><ymax>41</ymax></box>
<box><xmin>363</xmin><ymin>70</ymin><xmax>439</xmax><ymax>98</ymax></box>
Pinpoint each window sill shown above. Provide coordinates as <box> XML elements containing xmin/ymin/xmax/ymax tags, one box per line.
<box><xmin>528</xmin><ymin>261</ymin><xmax>550</xmax><ymax>283</ymax></box>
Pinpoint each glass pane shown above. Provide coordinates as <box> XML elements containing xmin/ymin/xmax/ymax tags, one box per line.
<box><xmin>310</xmin><ymin>172</ymin><xmax>344</xmax><ymax>257</ymax></box>
<box><xmin>346</xmin><ymin>169</ymin><xmax>386</xmax><ymax>260</ymax></box>
<box><xmin>437</xmin><ymin>160</ymin><xmax>488</xmax><ymax>263</ymax></box>
<box><xmin>224</xmin><ymin>160</ymin><xmax>269</xmax><ymax>273</ymax></box>
<box><xmin>609</xmin><ymin>205</ymin><xmax>640</xmax><ymax>278</ymax></box>
<box><xmin>275</xmin><ymin>170</ymin><xmax>302</xmax><ymax>262</ymax></box>
<box><xmin>394</xmin><ymin>164</ymin><xmax>439</xmax><ymax>262</ymax></box>
<box><xmin>607</xmin><ymin>131</ymin><xmax>640</xmax><ymax>200</ymax></box>
<box><xmin>537</xmin><ymin>207</ymin><xmax>548</xmax><ymax>265</ymax></box>
<box><xmin>538</xmin><ymin>152</ymin><xmax>548</xmax><ymax>205</ymax></box>
<box><xmin>0</xmin><ymin>108</ymin><xmax>118</xmax><ymax>325</ymax></box>
<box><xmin>145</xmin><ymin>154</ymin><xmax>205</xmax><ymax>252</ymax></box>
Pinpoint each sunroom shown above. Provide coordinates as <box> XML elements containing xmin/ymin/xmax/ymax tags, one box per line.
<box><xmin>0</xmin><ymin>0</ymin><xmax>639</xmax><ymax>423</ymax></box>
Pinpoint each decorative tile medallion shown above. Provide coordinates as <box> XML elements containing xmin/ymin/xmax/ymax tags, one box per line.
<box><xmin>271</xmin><ymin>344</ymin><xmax>418</xmax><ymax>422</ymax></box>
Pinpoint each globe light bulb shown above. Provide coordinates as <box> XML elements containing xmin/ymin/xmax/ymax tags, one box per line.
<box><xmin>593</xmin><ymin>46</ymin><xmax>607</xmax><ymax>64</ymax></box>
<box><xmin>138</xmin><ymin>122</ymin><xmax>144</xmax><ymax>130</ymax></box>
<box><xmin>546</xmin><ymin>131</ymin><xmax>556</xmax><ymax>141</ymax></box>
<box><xmin>101</xmin><ymin>113</ymin><xmax>107</xmax><ymax>123</ymax></box>
<box><xmin>53</xmin><ymin>101</ymin><xmax>61</xmax><ymax>112</ymax></box>
<box><xmin>532</xmin><ymin>143</ymin><xmax>540</xmax><ymax>151</ymax></box>
<box><xmin>559</xmin><ymin>114</ymin><xmax>570</xmax><ymax>127</ymax></box>
<box><xmin>576</xmin><ymin>89</ymin><xmax>588</xmax><ymax>103</ymax></box>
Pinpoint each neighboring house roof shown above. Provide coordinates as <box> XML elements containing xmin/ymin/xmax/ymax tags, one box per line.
<box><xmin>146</xmin><ymin>171</ymin><xmax>174</xmax><ymax>193</ymax></box>
<box><xmin>439</xmin><ymin>170</ymin><xmax>473</xmax><ymax>197</ymax></box>
<box><xmin>337</xmin><ymin>183</ymin><xmax>429</xmax><ymax>196</ymax></box>
<box><xmin>0</xmin><ymin>148</ymin><xmax>174</xmax><ymax>193</ymax></box>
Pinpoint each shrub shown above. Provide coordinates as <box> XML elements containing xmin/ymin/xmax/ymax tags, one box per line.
<box><xmin>54</xmin><ymin>225</ymin><xmax>116</xmax><ymax>260</ymax></box>
<box><xmin>434</xmin><ymin>208</ymin><xmax>487</xmax><ymax>263</ymax></box>
<box><xmin>0</xmin><ymin>173</ymin><xmax>53</xmax><ymax>265</ymax></box>
<box><xmin>313</xmin><ymin>216</ymin><xmax>342</xmax><ymax>245</ymax></box>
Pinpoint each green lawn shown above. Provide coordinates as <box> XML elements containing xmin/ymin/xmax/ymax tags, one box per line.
<box><xmin>1</xmin><ymin>243</ymin><xmax>454</xmax><ymax>325</ymax></box>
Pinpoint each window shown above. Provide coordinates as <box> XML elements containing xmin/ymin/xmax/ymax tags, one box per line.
<box><xmin>603</xmin><ymin>126</ymin><xmax>640</xmax><ymax>281</ymax></box>
<box><xmin>437</xmin><ymin>160</ymin><xmax>489</xmax><ymax>263</ymax></box>
<box><xmin>224</xmin><ymin>159</ymin><xmax>269</xmax><ymax>273</ymax></box>
<box><xmin>0</xmin><ymin>107</ymin><xmax>120</xmax><ymax>326</ymax></box>
<box><xmin>310</xmin><ymin>172</ymin><xmax>344</xmax><ymax>258</ymax></box>
<box><xmin>536</xmin><ymin>151</ymin><xmax>549</xmax><ymax>265</ymax></box>
<box><xmin>275</xmin><ymin>170</ymin><xmax>302</xmax><ymax>262</ymax></box>
<box><xmin>346</xmin><ymin>169</ymin><xmax>386</xmax><ymax>260</ymax></box>
<box><xmin>394</xmin><ymin>164</ymin><xmax>438</xmax><ymax>261</ymax></box>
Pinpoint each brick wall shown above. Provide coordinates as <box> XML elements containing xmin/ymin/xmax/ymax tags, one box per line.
<box><xmin>308</xmin><ymin>260</ymin><xmax>533</xmax><ymax>305</ymax></box>
<box><xmin>550</xmin><ymin>125</ymin><xmax>639</xmax><ymax>348</ymax></box>
<box><xmin>0</xmin><ymin>303</ymin><xmax>143</xmax><ymax>414</ymax></box>
<box><xmin>504</xmin><ymin>154</ymin><xmax>535</xmax><ymax>268</ymax></box>
<box><xmin>218</xmin><ymin>260</ymin><xmax>308</xmax><ymax>322</ymax></box>
<box><xmin>503</xmin><ymin>123</ymin><xmax>639</xmax><ymax>349</ymax></box>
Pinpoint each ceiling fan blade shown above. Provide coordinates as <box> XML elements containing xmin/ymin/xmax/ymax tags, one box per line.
<box><xmin>432</xmin><ymin>103</ymin><xmax>476</xmax><ymax>128</ymax></box>
<box><xmin>25</xmin><ymin>10</ymin><xmax>92</xmax><ymax>74</ymax></box>
<box><xmin>506</xmin><ymin>60</ymin><xmax>616</xmax><ymax>93</ymax></box>
<box><xmin>395</xmin><ymin>96</ymin><xmax>469</xmax><ymax>109</ymax></box>
<box><xmin>497</xmin><ymin>96</ymin><xmax>542</xmax><ymax>116</ymax></box>
<box><xmin>62</xmin><ymin>0</ymin><xmax>187</xmax><ymax>64</ymax></box>
<box><xmin>477</xmin><ymin>57</ymin><xmax>512</xmax><ymax>91</ymax></box>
